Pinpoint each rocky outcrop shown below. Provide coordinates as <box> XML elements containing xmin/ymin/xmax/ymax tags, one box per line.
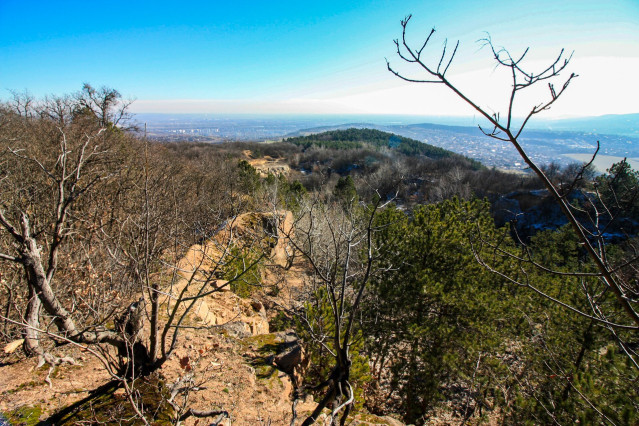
<box><xmin>243</xmin><ymin>150</ymin><xmax>292</xmax><ymax>178</ymax></box>
<box><xmin>493</xmin><ymin>189</ymin><xmax>568</xmax><ymax>239</ymax></box>
<box><xmin>492</xmin><ymin>189</ymin><xmax>639</xmax><ymax>242</ymax></box>
<box><xmin>165</xmin><ymin>210</ymin><xmax>296</xmax><ymax>337</ymax></box>
<box><xmin>188</xmin><ymin>290</ymin><xmax>269</xmax><ymax>336</ymax></box>
<box><xmin>273</xmin><ymin>335</ymin><xmax>310</xmax><ymax>388</ymax></box>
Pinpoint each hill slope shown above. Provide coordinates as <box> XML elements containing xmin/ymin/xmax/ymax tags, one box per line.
<box><xmin>284</xmin><ymin>128</ymin><xmax>476</xmax><ymax>163</ymax></box>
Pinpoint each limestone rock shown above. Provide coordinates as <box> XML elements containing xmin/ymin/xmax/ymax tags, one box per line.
<box><xmin>3</xmin><ymin>339</ymin><xmax>24</xmax><ymax>354</ymax></box>
<box><xmin>223</xmin><ymin>321</ymin><xmax>252</xmax><ymax>338</ymax></box>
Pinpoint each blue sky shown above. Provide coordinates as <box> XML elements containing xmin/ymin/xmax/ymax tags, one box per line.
<box><xmin>1</xmin><ymin>0</ymin><xmax>638</xmax><ymax>117</ymax></box>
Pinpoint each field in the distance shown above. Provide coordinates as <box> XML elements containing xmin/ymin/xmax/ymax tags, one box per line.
<box><xmin>563</xmin><ymin>153</ymin><xmax>639</xmax><ymax>173</ymax></box>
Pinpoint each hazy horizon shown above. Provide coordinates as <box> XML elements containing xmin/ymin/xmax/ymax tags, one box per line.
<box><xmin>132</xmin><ymin>111</ymin><xmax>639</xmax><ymax>136</ymax></box>
<box><xmin>2</xmin><ymin>1</ymin><xmax>639</xmax><ymax>118</ymax></box>
<box><xmin>131</xmin><ymin>111</ymin><xmax>639</xmax><ymax>120</ymax></box>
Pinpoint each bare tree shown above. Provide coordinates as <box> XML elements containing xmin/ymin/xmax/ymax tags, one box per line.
<box><xmin>75</xmin><ymin>83</ymin><xmax>136</xmax><ymax>130</ymax></box>
<box><xmin>7</xmin><ymin>90</ymin><xmax>36</xmax><ymax>118</ymax></box>
<box><xmin>0</xmin><ymin>91</ymin><xmax>267</xmax><ymax>423</ymax></box>
<box><xmin>0</xmin><ymin>107</ymin><xmax>123</xmax><ymax>366</ymax></box>
<box><xmin>280</xmin><ymin>190</ymin><xmax>393</xmax><ymax>426</ymax></box>
<box><xmin>40</xmin><ymin>94</ymin><xmax>75</xmax><ymax>126</ymax></box>
<box><xmin>387</xmin><ymin>16</ymin><xmax>639</xmax><ymax>368</ymax></box>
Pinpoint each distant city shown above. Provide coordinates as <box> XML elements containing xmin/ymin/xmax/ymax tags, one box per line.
<box><xmin>134</xmin><ymin>113</ymin><xmax>639</xmax><ymax>172</ymax></box>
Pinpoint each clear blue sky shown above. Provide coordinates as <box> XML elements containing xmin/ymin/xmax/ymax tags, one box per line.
<box><xmin>1</xmin><ymin>0</ymin><xmax>638</xmax><ymax>117</ymax></box>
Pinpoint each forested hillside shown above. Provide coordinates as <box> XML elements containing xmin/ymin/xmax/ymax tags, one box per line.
<box><xmin>284</xmin><ymin>128</ymin><xmax>465</xmax><ymax>160</ymax></box>
<box><xmin>1</xmin><ymin>88</ymin><xmax>638</xmax><ymax>425</ymax></box>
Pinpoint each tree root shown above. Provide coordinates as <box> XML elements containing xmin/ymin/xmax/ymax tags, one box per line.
<box><xmin>35</xmin><ymin>350</ymin><xmax>79</xmax><ymax>388</ymax></box>
<box><xmin>179</xmin><ymin>408</ymin><xmax>229</xmax><ymax>423</ymax></box>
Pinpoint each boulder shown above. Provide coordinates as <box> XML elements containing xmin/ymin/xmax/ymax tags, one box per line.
<box><xmin>274</xmin><ymin>343</ymin><xmax>310</xmax><ymax>387</ymax></box>
<box><xmin>223</xmin><ymin>321</ymin><xmax>252</xmax><ymax>338</ymax></box>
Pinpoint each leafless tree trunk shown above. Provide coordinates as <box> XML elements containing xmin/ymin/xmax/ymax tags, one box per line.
<box><xmin>22</xmin><ymin>281</ymin><xmax>42</xmax><ymax>357</ymax></box>
<box><xmin>0</xmin><ymin>91</ymin><xmax>274</xmax><ymax>423</ymax></box>
<box><xmin>280</xmin><ymin>190</ymin><xmax>394</xmax><ymax>425</ymax></box>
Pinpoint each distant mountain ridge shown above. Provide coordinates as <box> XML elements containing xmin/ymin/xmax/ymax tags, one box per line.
<box><xmin>533</xmin><ymin>113</ymin><xmax>639</xmax><ymax>138</ymax></box>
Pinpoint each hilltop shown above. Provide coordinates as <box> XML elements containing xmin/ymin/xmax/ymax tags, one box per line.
<box><xmin>284</xmin><ymin>128</ymin><xmax>457</xmax><ymax>159</ymax></box>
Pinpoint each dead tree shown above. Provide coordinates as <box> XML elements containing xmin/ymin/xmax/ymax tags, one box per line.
<box><xmin>387</xmin><ymin>15</ymin><xmax>639</xmax><ymax>367</ymax></box>
<box><xmin>282</xmin><ymin>190</ymin><xmax>393</xmax><ymax>426</ymax></box>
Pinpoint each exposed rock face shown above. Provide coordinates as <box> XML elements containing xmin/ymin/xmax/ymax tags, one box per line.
<box><xmin>243</xmin><ymin>150</ymin><xmax>292</xmax><ymax>178</ymax></box>
<box><xmin>165</xmin><ymin>210</ymin><xmax>296</xmax><ymax>338</ymax></box>
<box><xmin>176</xmin><ymin>210</ymin><xmax>294</xmax><ymax>276</ymax></box>
<box><xmin>492</xmin><ymin>189</ymin><xmax>639</xmax><ymax>242</ymax></box>
<box><xmin>223</xmin><ymin>321</ymin><xmax>252</xmax><ymax>338</ymax></box>
<box><xmin>183</xmin><ymin>290</ymin><xmax>270</xmax><ymax>336</ymax></box>
<box><xmin>254</xmin><ymin>164</ymin><xmax>290</xmax><ymax>177</ymax></box>
<box><xmin>270</xmin><ymin>210</ymin><xmax>294</xmax><ymax>268</ymax></box>
<box><xmin>274</xmin><ymin>341</ymin><xmax>310</xmax><ymax>388</ymax></box>
<box><xmin>493</xmin><ymin>189</ymin><xmax>568</xmax><ymax>239</ymax></box>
